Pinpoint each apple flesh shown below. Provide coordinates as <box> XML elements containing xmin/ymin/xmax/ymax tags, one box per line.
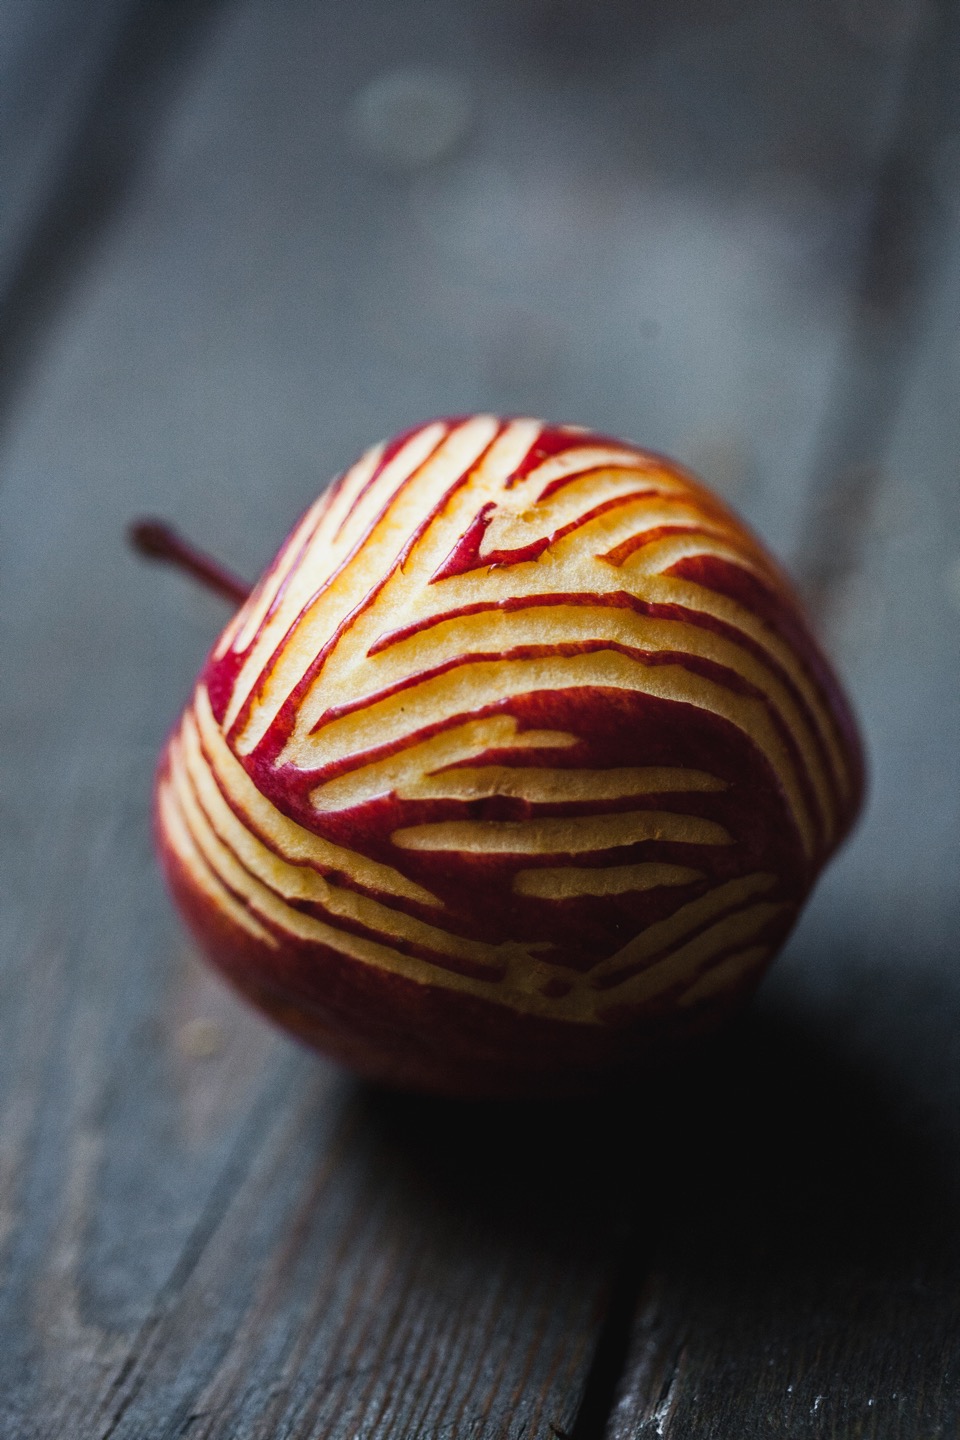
<box><xmin>155</xmin><ymin>416</ymin><xmax>864</xmax><ymax>1096</ymax></box>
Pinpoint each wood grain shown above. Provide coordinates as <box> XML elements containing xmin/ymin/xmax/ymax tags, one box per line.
<box><xmin>0</xmin><ymin>1</ymin><xmax>957</xmax><ymax>1436</ymax></box>
<box><xmin>606</xmin><ymin>2</ymin><xmax>960</xmax><ymax>1433</ymax></box>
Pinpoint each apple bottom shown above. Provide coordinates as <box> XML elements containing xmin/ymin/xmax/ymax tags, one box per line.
<box><xmin>159</xmin><ymin>845</ymin><xmax>772</xmax><ymax>1098</ymax></box>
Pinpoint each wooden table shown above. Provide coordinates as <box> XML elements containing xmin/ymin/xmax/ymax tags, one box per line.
<box><xmin>2</xmin><ymin>2</ymin><xmax>958</xmax><ymax>1434</ymax></box>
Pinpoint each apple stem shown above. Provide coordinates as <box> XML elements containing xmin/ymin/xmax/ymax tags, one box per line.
<box><xmin>128</xmin><ymin>519</ymin><xmax>253</xmax><ymax>605</ymax></box>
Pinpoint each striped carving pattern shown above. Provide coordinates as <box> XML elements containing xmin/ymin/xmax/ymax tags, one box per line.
<box><xmin>157</xmin><ymin>416</ymin><xmax>863</xmax><ymax>1087</ymax></box>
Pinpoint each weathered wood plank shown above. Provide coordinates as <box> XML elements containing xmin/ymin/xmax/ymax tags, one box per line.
<box><xmin>605</xmin><ymin>3</ymin><xmax>960</xmax><ymax>1431</ymax></box>
<box><xmin>88</xmin><ymin>1086</ymin><xmax>620</xmax><ymax>1440</ymax></box>
<box><xmin>0</xmin><ymin>0</ymin><xmax>134</xmax><ymax>287</ymax></box>
<box><xmin>0</xmin><ymin>1</ymin><xmax>227</xmax><ymax>426</ymax></box>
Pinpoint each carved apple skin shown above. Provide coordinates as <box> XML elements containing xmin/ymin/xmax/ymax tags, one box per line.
<box><xmin>155</xmin><ymin>416</ymin><xmax>864</xmax><ymax>1096</ymax></box>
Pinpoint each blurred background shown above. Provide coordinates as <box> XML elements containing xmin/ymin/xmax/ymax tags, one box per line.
<box><xmin>2</xmin><ymin>0</ymin><xmax>952</xmax><ymax>556</ymax></box>
<box><xmin>1</xmin><ymin>1</ymin><xmax>959</xmax><ymax>1435</ymax></box>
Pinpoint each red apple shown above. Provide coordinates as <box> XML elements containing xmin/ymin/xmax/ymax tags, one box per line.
<box><xmin>154</xmin><ymin>415</ymin><xmax>864</xmax><ymax>1096</ymax></box>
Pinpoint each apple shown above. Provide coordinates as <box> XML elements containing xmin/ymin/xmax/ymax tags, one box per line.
<box><xmin>151</xmin><ymin>415</ymin><xmax>864</xmax><ymax>1096</ymax></box>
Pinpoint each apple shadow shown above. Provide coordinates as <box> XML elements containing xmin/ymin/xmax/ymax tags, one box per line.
<box><xmin>354</xmin><ymin>986</ymin><xmax>957</xmax><ymax>1323</ymax></box>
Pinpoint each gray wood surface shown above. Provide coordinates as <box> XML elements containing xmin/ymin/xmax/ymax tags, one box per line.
<box><xmin>1</xmin><ymin>1</ymin><xmax>957</xmax><ymax>1436</ymax></box>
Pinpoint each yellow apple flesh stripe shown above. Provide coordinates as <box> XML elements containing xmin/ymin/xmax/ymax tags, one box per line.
<box><xmin>391</xmin><ymin>809</ymin><xmax>731</xmax><ymax>854</ymax></box>
<box><xmin>310</xmin><ymin>714</ymin><xmax>579</xmax><ymax>813</ymax></box>
<box><xmin>512</xmin><ymin>864</ymin><xmax>704</xmax><ymax>899</ymax></box>
<box><xmin>383</xmin><ymin>765</ymin><xmax>726</xmax><ymax>805</ymax></box>
<box><xmin>679</xmin><ymin>943</ymin><xmax>772</xmax><ymax>1008</ymax></box>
